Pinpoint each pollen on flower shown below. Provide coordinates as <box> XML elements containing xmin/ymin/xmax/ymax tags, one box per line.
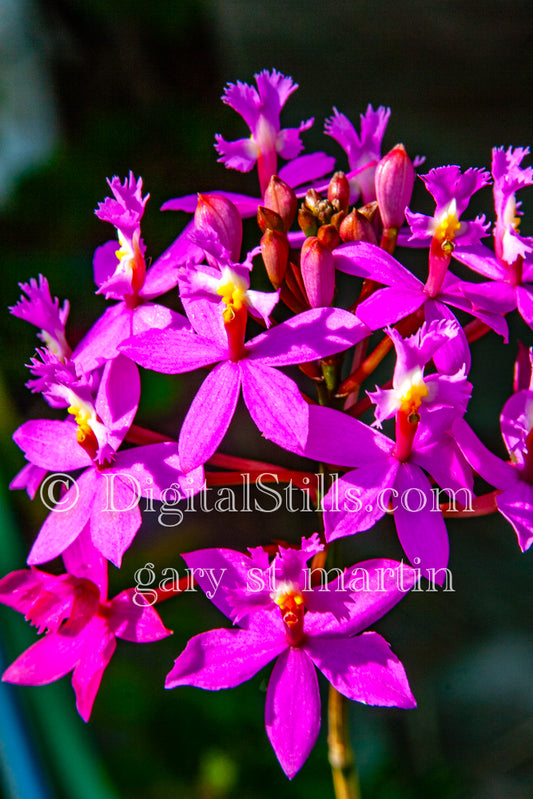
<box><xmin>399</xmin><ymin>382</ymin><xmax>429</xmax><ymax>418</ymax></box>
<box><xmin>271</xmin><ymin>581</ymin><xmax>305</xmax><ymax>628</ymax></box>
<box><xmin>433</xmin><ymin>200</ymin><xmax>461</xmax><ymax>252</ymax></box>
<box><xmin>67</xmin><ymin>403</ymin><xmax>99</xmax><ymax>454</ymax></box>
<box><xmin>217</xmin><ymin>274</ymin><xmax>247</xmax><ymax>322</ymax></box>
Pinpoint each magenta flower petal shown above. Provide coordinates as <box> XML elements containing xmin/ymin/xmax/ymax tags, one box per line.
<box><xmin>411</xmin><ymin>435</ymin><xmax>474</xmax><ymax>497</ymax></box>
<box><xmin>165</xmin><ymin>626</ymin><xmax>286</xmax><ymax>690</ymax></box>
<box><xmin>2</xmin><ymin>629</ymin><xmax>85</xmax><ymax>685</ymax></box>
<box><xmin>121</xmin><ymin>327</ymin><xmax>225</xmax><ymax>373</ymax></box>
<box><xmin>423</xmin><ymin>299</ymin><xmax>471</xmax><ymax>374</ymax></box>
<box><xmin>72</xmin><ymin>303</ymin><xmax>132</xmax><ymax>372</ymax></box>
<box><xmin>108</xmin><ymin>589</ymin><xmax>172</xmax><ymax>642</ymax></box>
<box><xmin>28</xmin><ymin>469</ymin><xmax>98</xmax><ymax>565</ymax></box>
<box><xmin>161</xmin><ymin>192</ymin><xmax>261</xmax><ymax>218</ymax></box>
<box><xmin>0</xmin><ymin>569</ymin><xmax>43</xmax><ymax>613</ymax></box>
<box><xmin>246</xmin><ymin>307</ymin><xmax>368</xmax><ymax>366</ymax></box>
<box><xmin>356</xmin><ymin>286</ymin><xmax>423</xmax><ymax>330</ymax></box>
<box><xmin>323</xmin><ymin>457</ymin><xmax>400</xmax><ymax>542</ymax></box>
<box><xmin>62</xmin><ymin>528</ymin><xmax>108</xmax><ymax>598</ymax></box>
<box><xmin>265</xmin><ymin>647</ymin><xmax>321</xmax><ymax>780</ymax></box>
<box><xmin>300</xmin><ymin>406</ymin><xmax>393</xmax><ymax>466</ymax></box>
<box><xmin>305</xmin><ymin>631</ymin><xmax>416</xmax><ymax>708</ymax></box>
<box><xmin>453</xmin><ymin>243</ymin><xmax>508</xmax><ymax>281</ymax></box>
<box><xmin>214</xmin><ymin>135</ymin><xmax>258</xmax><ymax>172</ymax></box>
<box><xmin>13</xmin><ymin>419</ymin><xmax>92</xmax><ymax>472</ymax></box>
<box><xmin>90</xmin><ymin>474</ymin><xmax>141</xmax><ymax>567</ymax></box>
<box><xmin>452</xmin><ymin>418</ymin><xmax>517</xmax><ymax>490</ymax></box>
<box><xmin>334</xmin><ymin>241</ymin><xmax>421</xmax><ymax>289</ymax></box>
<box><xmin>305</xmin><ymin>560</ymin><xmax>419</xmax><ymax>639</ymax></box>
<box><xmin>113</xmin><ymin>442</ymin><xmax>204</xmax><ymax>500</ymax></box>
<box><xmin>278</xmin><ymin>152</ymin><xmax>336</xmax><ymax>188</ymax></box>
<box><xmin>179</xmin><ymin>360</ymin><xmax>241</xmax><ymax>472</ymax></box>
<box><xmin>182</xmin><ymin>548</ymin><xmax>266</xmax><ymax>622</ymax></box>
<box><xmin>393</xmin><ymin>463</ymin><xmax>449</xmax><ymax>581</ymax></box>
<box><xmin>240</xmin><ymin>360</ymin><xmax>309</xmax><ymax>452</ymax></box>
<box><xmin>10</xmin><ymin>463</ymin><xmax>48</xmax><ymax>499</ymax></box>
<box><xmin>95</xmin><ymin>355</ymin><xmax>140</xmax><ymax>450</ymax></box>
<box><xmin>516</xmin><ymin>285</ymin><xmax>533</xmax><ymax>327</ymax></box>
<box><xmin>497</xmin><ymin>481</ymin><xmax>533</xmax><ymax>551</ymax></box>
<box><xmin>72</xmin><ymin>616</ymin><xmax>116</xmax><ymax>721</ymax></box>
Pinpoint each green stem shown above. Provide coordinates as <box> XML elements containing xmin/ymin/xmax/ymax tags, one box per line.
<box><xmin>328</xmin><ymin>685</ymin><xmax>361</xmax><ymax>799</ymax></box>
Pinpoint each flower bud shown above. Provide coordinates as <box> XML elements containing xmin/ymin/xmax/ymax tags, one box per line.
<box><xmin>261</xmin><ymin>229</ymin><xmax>290</xmax><ymax>288</ymax></box>
<box><xmin>327</xmin><ymin>171</ymin><xmax>350</xmax><ymax>213</ymax></box>
<box><xmin>339</xmin><ymin>209</ymin><xmax>378</xmax><ymax>244</ymax></box>
<box><xmin>263</xmin><ymin>176</ymin><xmax>298</xmax><ymax>232</ymax></box>
<box><xmin>375</xmin><ymin>144</ymin><xmax>415</xmax><ymax>229</ymax></box>
<box><xmin>317</xmin><ymin>223</ymin><xmax>341</xmax><ymax>251</ymax></box>
<box><xmin>194</xmin><ymin>194</ymin><xmax>243</xmax><ymax>261</ymax></box>
<box><xmin>257</xmin><ymin>205</ymin><xmax>284</xmax><ymax>234</ymax></box>
<box><xmin>300</xmin><ymin>237</ymin><xmax>335</xmax><ymax>308</ymax></box>
<box><xmin>298</xmin><ymin>204</ymin><xmax>318</xmax><ymax>237</ymax></box>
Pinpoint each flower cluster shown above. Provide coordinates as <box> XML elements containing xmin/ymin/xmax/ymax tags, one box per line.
<box><xmin>3</xmin><ymin>68</ymin><xmax>532</xmax><ymax>787</ymax></box>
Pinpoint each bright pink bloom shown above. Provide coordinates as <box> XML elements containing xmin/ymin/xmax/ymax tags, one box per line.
<box><xmin>0</xmin><ymin>533</ymin><xmax>171</xmax><ymax>721</ymax></box>
<box><xmin>214</xmin><ymin>69</ymin><xmax>314</xmax><ymax>195</ymax></box>
<box><xmin>166</xmin><ymin>541</ymin><xmax>417</xmax><ymax>778</ymax></box>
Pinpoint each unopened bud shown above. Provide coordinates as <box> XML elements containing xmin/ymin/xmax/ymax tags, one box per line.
<box><xmin>339</xmin><ymin>209</ymin><xmax>378</xmax><ymax>244</ymax></box>
<box><xmin>375</xmin><ymin>144</ymin><xmax>415</xmax><ymax>229</ymax></box>
<box><xmin>300</xmin><ymin>237</ymin><xmax>335</xmax><ymax>308</ymax></box>
<box><xmin>298</xmin><ymin>204</ymin><xmax>318</xmax><ymax>237</ymax></box>
<box><xmin>358</xmin><ymin>201</ymin><xmax>383</xmax><ymax>241</ymax></box>
<box><xmin>263</xmin><ymin>176</ymin><xmax>298</xmax><ymax>232</ymax></box>
<box><xmin>261</xmin><ymin>229</ymin><xmax>290</xmax><ymax>288</ymax></box>
<box><xmin>327</xmin><ymin>172</ymin><xmax>350</xmax><ymax>213</ymax></box>
<box><xmin>317</xmin><ymin>223</ymin><xmax>341</xmax><ymax>251</ymax></box>
<box><xmin>257</xmin><ymin>206</ymin><xmax>284</xmax><ymax>234</ymax></box>
<box><xmin>194</xmin><ymin>194</ymin><xmax>243</xmax><ymax>261</ymax></box>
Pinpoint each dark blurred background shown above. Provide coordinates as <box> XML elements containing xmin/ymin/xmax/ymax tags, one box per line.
<box><xmin>1</xmin><ymin>1</ymin><xmax>533</xmax><ymax>798</ymax></box>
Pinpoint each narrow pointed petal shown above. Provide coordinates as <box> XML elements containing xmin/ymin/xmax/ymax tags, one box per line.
<box><xmin>2</xmin><ymin>630</ymin><xmax>85</xmax><ymax>685</ymax></box>
<box><xmin>305</xmin><ymin>631</ymin><xmax>416</xmax><ymax>708</ymax></box>
<box><xmin>424</xmin><ymin>299</ymin><xmax>471</xmax><ymax>374</ymax></box>
<box><xmin>0</xmin><ymin>569</ymin><xmax>44</xmax><ymax>613</ymax></box>
<box><xmin>265</xmin><ymin>647</ymin><xmax>321</xmax><ymax>779</ymax></box>
<box><xmin>278</xmin><ymin>152</ymin><xmax>335</xmax><ymax>188</ymax></box>
<box><xmin>62</xmin><ymin>528</ymin><xmax>108</xmax><ymax>598</ymax></box>
<box><xmin>300</xmin><ymin>405</ymin><xmax>393</xmax><ymax>465</ymax></box>
<box><xmin>412</xmin><ymin>435</ymin><xmax>473</xmax><ymax>496</ymax></box>
<box><xmin>323</xmin><ymin>458</ymin><xmax>399</xmax><ymax>542</ymax></box>
<box><xmin>90</xmin><ymin>474</ymin><xmax>141</xmax><ymax>567</ymax></box>
<box><xmin>72</xmin><ymin>616</ymin><xmax>116</xmax><ymax>721</ymax></box>
<box><xmin>305</xmin><ymin>559</ymin><xmax>418</xmax><ymax>638</ymax></box>
<box><xmin>72</xmin><ymin>303</ymin><xmax>132</xmax><ymax>372</ymax></box>
<box><xmin>241</xmin><ymin>361</ymin><xmax>309</xmax><ymax>452</ymax></box>
<box><xmin>245</xmin><ymin>307</ymin><xmax>368</xmax><ymax>366</ymax></box>
<box><xmin>120</xmin><ymin>327</ymin><xmax>225</xmax><ymax>373</ymax></box>
<box><xmin>112</xmin><ymin>442</ymin><xmax>204</xmax><ymax>500</ymax></box>
<box><xmin>139</xmin><ymin>220</ymin><xmax>204</xmax><ymax>299</ymax></box>
<box><xmin>497</xmin><ymin>481</ymin><xmax>533</xmax><ymax>551</ymax></box>
<box><xmin>453</xmin><ymin>243</ymin><xmax>507</xmax><ymax>280</ymax></box>
<box><xmin>165</xmin><ymin>626</ymin><xmax>285</xmax><ymax>690</ymax></box>
<box><xmin>393</xmin><ymin>463</ymin><xmax>449</xmax><ymax>582</ymax></box>
<box><xmin>108</xmin><ymin>589</ymin><xmax>172</xmax><ymax>642</ymax></box>
<box><xmin>356</xmin><ymin>286</ymin><xmax>423</xmax><ymax>330</ymax></box>
<box><xmin>96</xmin><ymin>355</ymin><xmax>140</xmax><ymax>449</ymax></box>
<box><xmin>334</xmin><ymin>241</ymin><xmax>421</xmax><ymax>289</ymax></box>
<box><xmin>28</xmin><ymin>469</ymin><xmax>98</xmax><ymax>565</ymax></box>
<box><xmin>516</xmin><ymin>285</ymin><xmax>533</xmax><ymax>327</ymax></box>
<box><xmin>179</xmin><ymin>360</ymin><xmax>241</xmax><ymax>472</ymax></box>
<box><xmin>13</xmin><ymin>420</ymin><xmax>92</xmax><ymax>471</ymax></box>
<box><xmin>452</xmin><ymin>417</ymin><xmax>517</xmax><ymax>489</ymax></box>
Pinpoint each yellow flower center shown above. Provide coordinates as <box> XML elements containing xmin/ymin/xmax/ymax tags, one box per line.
<box><xmin>217</xmin><ymin>277</ymin><xmax>247</xmax><ymax>323</ymax></box>
<box><xmin>399</xmin><ymin>382</ymin><xmax>429</xmax><ymax>421</ymax></box>
<box><xmin>434</xmin><ymin>200</ymin><xmax>461</xmax><ymax>254</ymax></box>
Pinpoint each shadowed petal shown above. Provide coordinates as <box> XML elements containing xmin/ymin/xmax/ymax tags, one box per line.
<box><xmin>393</xmin><ymin>463</ymin><xmax>449</xmax><ymax>582</ymax></box>
<box><xmin>72</xmin><ymin>616</ymin><xmax>116</xmax><ymax>721</ymax></box>
<box><xmin>265</xmin><ymin>647</ymin><xmax>321</xmax><ymax>779</ymax></box>
<box><xmin>179</xmin><ymin>360</ymin><xmax>241</xmax><ymax>472</ymax></box>
<box><xmin>241</xmin><ymin>361</ymin><xmax>309</xmax><ymax>452</ymax></box>
<box><xmin>245</xmin><ymin>307</ymin><xmax>368</xmax><ymax>366</ymax></box>
<box><xmin>90</xmin><ymin>474</ymin><xmax>141</xmax><ymax>567</ymax></box>
<box><xmin>323</xmin><ymin>458</ymin><xmax>399</xmax><ymax>542</ymax></box>
<box><xmin>13</xmin><ymin>419</ymin><xmax>92</xmax><ymax>471</ymax></box>
<box><xmin>28</xmin><ymin>469</ymin><xmax>98</xmax><ymax>565</ymax></box>
<box><xmin>165</xmin><ymin>626</ymin><xmax>285</xmax><ymax>690</ymax></box>
<box><xmin>2</xmin><ymin>629</ymin><xmax>85</xmax><ymax>685</ymax></box>
<box><xmin>108</xmin><ymin>588</ymin><xmax>172</xmax><ymax>642</ymax></box>
<box><xmin>497</xmin><ymin>481</ymin><xmax>533</xmax><ymax>552</ymax></box>
<box><xmin>305</xmin><ymin>631</ymin><xmax>416</xmax><ymax>708</ymax></box>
